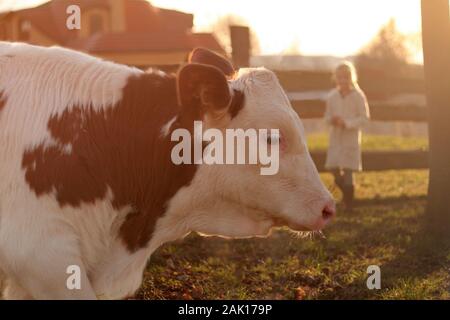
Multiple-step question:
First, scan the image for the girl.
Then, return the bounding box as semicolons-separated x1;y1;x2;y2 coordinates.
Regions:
324;62;370;209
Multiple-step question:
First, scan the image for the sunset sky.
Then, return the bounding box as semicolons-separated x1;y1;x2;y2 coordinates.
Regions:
0;0;424;61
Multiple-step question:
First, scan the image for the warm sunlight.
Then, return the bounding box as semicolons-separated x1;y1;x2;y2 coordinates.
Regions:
2;0;450;303
0;0;423;60
151;0;422;60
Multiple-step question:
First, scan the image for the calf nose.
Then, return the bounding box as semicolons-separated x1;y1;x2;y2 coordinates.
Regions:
321;200;336;224
309;199;336;231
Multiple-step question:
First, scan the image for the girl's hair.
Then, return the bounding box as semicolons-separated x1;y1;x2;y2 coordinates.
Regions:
333;61;360;89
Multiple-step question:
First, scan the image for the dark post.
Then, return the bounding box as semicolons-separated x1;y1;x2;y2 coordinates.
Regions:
421;0;450;236
229;25;250;68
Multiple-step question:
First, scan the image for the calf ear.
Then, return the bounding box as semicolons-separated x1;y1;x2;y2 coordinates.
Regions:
188;48;235;78
177;63;232;119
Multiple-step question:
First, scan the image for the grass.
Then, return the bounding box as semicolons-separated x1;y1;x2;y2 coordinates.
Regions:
137;135;447;300
306;133;429;151
138;168;450;300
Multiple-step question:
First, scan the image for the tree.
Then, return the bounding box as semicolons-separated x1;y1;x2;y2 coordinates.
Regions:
421;0;450;238
355;19;411;74
206;14;261;55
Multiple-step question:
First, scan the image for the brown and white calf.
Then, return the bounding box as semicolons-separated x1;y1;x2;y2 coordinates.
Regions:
0;42;335;299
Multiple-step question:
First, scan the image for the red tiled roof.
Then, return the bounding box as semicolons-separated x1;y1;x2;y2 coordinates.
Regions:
8;0;225;54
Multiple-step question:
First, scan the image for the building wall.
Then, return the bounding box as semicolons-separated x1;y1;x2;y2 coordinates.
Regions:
0;13;57;45
0;18;12;40
10;15;19;40
28;27;58;46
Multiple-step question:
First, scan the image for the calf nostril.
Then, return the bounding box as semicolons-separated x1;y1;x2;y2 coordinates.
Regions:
322;204;336;221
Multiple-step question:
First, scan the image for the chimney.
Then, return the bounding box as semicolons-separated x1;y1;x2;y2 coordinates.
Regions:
229;25;250;68
109;0;126;32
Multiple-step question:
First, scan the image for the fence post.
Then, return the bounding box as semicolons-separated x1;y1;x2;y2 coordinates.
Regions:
421;0;450;234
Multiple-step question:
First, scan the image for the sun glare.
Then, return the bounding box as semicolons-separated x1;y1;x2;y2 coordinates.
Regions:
0;0;423;61
152;0;422;61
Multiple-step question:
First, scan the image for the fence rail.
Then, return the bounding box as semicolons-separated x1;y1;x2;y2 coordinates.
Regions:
275;69;425;99
291;100;428;122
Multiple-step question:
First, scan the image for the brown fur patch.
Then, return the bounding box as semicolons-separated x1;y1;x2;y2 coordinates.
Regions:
22;73;200;252
0;91;6;112
229;89;245;119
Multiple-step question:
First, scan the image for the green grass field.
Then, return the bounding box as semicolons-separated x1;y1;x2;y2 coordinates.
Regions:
306;133;429;151
137;135;450;300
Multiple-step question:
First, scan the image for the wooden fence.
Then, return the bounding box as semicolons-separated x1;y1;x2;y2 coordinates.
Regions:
291;100;427;122
275;68;425;99
274;70;429;172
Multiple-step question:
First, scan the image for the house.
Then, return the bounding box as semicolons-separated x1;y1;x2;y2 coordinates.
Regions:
0;0;225;68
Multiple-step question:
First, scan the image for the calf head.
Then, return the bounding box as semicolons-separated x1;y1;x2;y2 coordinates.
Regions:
167;48;336;239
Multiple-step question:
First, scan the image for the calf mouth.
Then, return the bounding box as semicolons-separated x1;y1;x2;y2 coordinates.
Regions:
272;218;315;232
272;199;336;232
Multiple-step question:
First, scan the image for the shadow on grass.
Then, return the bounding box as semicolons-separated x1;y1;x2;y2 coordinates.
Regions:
379;220;450;288
319;196;450;299
353;195;428;207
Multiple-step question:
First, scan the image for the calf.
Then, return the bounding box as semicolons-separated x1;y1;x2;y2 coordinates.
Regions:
0;42;335;299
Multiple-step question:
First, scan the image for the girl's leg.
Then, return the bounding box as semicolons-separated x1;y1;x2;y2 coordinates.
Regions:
331;168;344;191
342;169;355;208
